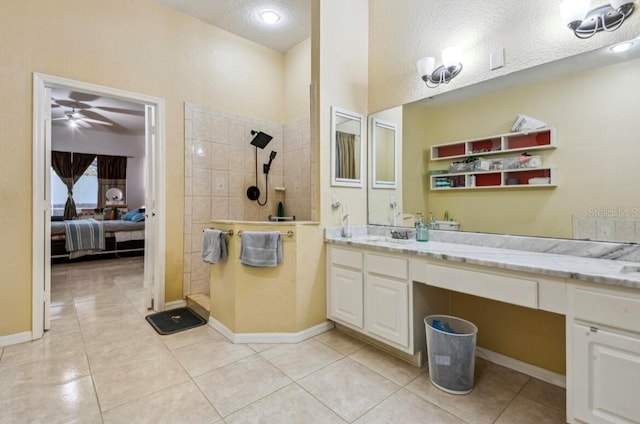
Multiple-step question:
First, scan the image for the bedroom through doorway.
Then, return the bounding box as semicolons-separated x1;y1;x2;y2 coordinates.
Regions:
32;74;166;340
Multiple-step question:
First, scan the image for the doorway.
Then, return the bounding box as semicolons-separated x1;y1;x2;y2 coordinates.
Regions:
32;73;166;340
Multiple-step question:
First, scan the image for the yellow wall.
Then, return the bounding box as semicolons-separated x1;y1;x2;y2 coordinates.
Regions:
284;38;312;123
210;221;325;333
316;0;369;226
0;0;286;337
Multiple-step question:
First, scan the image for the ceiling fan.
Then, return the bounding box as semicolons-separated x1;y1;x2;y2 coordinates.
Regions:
52;106;113;128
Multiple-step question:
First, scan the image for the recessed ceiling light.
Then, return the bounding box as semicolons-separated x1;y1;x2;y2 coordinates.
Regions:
259;10;280;24
609;41;634;53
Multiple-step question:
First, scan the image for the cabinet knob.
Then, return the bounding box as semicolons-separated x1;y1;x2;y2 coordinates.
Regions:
589;326;598;333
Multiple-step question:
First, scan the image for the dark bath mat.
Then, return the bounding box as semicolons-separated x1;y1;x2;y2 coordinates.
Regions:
145;307;207;335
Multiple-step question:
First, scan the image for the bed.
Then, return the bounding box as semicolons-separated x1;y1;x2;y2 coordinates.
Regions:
51;219;145;262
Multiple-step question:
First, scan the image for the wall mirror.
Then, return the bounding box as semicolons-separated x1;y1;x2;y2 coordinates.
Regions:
367;107;403;226
366;40;640;241
371;118;398;189
331;106;365;187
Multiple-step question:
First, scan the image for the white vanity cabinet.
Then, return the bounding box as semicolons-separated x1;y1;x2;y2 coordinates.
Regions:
327;244;436;355
365;253;410;347
567;282;640;424
327;246;364;329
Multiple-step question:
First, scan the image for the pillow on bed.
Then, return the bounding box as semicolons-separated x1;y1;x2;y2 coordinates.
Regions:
122;211;138;221
130;212;145;222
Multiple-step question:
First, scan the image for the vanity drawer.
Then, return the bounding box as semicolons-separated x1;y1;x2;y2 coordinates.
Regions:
331;247;363;270
574;288;640;334
420;262;538;309
366;254;408;280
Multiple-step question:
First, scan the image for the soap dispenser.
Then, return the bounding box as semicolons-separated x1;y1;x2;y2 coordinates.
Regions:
416;213;429;242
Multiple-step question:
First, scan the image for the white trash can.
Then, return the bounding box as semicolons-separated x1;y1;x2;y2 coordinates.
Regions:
425;315;478;394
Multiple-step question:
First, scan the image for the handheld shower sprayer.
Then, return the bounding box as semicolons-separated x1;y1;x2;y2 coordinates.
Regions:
263;151;277;174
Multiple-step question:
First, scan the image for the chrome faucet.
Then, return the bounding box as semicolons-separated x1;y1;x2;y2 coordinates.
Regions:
341;205;351;238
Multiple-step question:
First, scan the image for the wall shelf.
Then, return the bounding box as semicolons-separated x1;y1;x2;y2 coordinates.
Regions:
431;167;557;190
429;127;557;191
430;127;556;161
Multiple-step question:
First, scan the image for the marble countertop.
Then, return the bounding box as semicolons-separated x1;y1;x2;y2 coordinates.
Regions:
326;233;640;290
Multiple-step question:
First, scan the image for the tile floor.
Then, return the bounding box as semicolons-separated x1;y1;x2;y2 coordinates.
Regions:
0;257;567;423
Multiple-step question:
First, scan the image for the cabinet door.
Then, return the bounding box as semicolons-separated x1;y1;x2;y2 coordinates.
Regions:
365;275;409;347
329;267;364;328
572;323;640;424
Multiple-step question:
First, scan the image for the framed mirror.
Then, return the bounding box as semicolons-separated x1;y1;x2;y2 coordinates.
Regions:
367;107;403;226
331;106;365;187
371;118;398;189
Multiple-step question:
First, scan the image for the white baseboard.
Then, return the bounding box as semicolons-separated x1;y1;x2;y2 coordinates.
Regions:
476;346;566;388
208;318;335;344
164;300;187;310
0;331;33;348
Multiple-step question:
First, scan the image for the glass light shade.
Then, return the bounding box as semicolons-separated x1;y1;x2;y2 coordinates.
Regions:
610;0;633;10
560;0;590;25
441;47;461;68
416;57;436;77
259;10;280;24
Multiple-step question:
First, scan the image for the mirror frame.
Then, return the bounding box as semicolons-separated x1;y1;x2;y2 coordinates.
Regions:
331;106;365;188
371;118;398;189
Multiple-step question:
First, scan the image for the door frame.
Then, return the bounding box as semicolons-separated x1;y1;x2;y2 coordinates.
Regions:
32;73;166;339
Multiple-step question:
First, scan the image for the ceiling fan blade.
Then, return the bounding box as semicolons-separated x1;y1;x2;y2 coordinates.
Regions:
76;120;91;128
83;118;113;126
51;117;68;121
95;106;145;116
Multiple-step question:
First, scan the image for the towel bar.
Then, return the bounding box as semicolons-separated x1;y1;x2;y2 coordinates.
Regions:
204;228;234;236
237;230;294;238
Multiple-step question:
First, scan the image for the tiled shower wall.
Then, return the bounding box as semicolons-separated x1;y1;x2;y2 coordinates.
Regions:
183;103;311;297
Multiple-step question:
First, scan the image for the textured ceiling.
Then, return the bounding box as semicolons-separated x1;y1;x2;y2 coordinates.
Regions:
51;87;146;134
153;0;311;53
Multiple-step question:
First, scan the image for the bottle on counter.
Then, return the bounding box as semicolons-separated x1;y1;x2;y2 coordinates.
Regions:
416;213;429;242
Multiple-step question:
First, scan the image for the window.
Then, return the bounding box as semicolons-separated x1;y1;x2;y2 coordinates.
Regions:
51;158;98;216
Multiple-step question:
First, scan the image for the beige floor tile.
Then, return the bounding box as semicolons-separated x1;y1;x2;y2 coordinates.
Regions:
49;314;81;334
495;394;566;424
260;339;343;380
520;378;566;412
195;354;291;417
92;350;190;411
86;336;169;374
0;349;90;392
173;338;255;377
248;343;280;352
161;324;226;351
349;345;424;386
0;375;100;424
0;330;86;367
354;389;467;424
314;329;366;355
102;381;221;424
406;359;529;424
299;357;400;422
224;383;346;424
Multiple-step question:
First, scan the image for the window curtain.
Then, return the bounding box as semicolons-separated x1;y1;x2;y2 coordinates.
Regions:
51;151;96;220
336;131;356;179
97;155;127;209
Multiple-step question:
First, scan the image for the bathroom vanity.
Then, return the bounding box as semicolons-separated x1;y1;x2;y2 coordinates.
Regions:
326;227;640;424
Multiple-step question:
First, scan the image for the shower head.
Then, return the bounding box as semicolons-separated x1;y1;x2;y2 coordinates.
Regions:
250;130;273;149
269;151;277;161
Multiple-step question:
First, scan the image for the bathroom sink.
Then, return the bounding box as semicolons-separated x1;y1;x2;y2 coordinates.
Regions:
353;235;413;244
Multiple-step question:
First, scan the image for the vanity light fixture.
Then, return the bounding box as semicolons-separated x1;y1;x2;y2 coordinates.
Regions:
417;47;463;88
560;0;636;39
259;10;281;24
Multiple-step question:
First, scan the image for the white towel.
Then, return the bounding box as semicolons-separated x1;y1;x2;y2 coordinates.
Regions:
202;229;227;264
239;231;282;267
